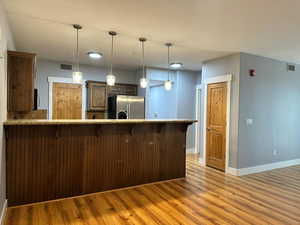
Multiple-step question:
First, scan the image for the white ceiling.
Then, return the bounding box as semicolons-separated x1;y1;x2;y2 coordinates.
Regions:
3;0;300;71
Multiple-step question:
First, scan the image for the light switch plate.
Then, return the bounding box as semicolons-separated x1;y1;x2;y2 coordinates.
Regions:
246;118;253;126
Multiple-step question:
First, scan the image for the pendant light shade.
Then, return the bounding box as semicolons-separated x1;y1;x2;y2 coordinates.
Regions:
73;71;83;83
72;24;83;83
164;43;173;91
106;74;116;86
140;77;148;88
164;80;172;91
139;37;148;88
106;31;117;86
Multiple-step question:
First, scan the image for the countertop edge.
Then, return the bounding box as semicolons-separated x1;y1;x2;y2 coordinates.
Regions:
4;119;197;126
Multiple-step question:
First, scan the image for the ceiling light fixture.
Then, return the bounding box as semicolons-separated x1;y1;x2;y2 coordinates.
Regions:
164;43;173;91
170;62;183;69
87;52;103;59
106;31;117;86
139;37;148;88
72;24;83;83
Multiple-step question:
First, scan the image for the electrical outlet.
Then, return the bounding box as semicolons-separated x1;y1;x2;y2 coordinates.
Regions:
273;149;278;156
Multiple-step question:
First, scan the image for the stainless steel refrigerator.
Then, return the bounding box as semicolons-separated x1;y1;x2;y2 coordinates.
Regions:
108;95;145;119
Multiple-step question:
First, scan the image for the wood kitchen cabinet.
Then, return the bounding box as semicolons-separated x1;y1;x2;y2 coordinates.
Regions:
107;83;138;97
86;81;107;111
86;111;106;119
87;81;138;112
7;51;36;112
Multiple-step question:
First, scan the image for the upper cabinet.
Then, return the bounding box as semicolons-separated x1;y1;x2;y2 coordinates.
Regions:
87;81;107;111
87;81;138;112
7;51;36;112
107;84;137;97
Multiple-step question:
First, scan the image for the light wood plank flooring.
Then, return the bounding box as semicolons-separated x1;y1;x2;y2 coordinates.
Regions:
4;154;300;225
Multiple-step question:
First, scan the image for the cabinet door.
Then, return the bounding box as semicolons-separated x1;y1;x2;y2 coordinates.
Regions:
8;51;36;112
87;82;107;111
107;85;123;97
107;84;138;97
123;85;137;96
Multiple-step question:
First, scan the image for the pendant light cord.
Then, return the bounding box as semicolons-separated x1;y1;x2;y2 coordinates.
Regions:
167;44;170;81
142;41;145;78
110;34;114;74
76;28;79;71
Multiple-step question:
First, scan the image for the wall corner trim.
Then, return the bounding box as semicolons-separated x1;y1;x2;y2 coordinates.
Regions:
0;199;7;225
228;159;300;176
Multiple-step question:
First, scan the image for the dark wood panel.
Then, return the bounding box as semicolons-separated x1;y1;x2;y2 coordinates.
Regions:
107;83;138;97
7;110;47;120
7;51;36;112
5;123;189;206
5;155;300;225
86;111;106;119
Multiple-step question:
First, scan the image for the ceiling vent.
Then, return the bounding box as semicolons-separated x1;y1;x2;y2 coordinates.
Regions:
287;64;296;72
60;64;73;70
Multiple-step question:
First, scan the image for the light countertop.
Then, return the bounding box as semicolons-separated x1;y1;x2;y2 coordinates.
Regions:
4;119;197;126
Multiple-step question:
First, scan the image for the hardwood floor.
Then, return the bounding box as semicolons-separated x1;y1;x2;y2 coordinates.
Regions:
4;154;300;225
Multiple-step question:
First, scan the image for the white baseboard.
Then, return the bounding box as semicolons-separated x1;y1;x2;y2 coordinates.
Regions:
186;148;197;154
227;167;239;176
228;158;300;176
0;200;7;225
198;157;205;166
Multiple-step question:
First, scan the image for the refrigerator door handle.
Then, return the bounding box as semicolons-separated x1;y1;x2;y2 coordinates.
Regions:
128;104;131;119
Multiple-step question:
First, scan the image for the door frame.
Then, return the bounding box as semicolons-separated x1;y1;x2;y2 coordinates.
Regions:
195;85;202;154
48;76;86;119
202;74;232;173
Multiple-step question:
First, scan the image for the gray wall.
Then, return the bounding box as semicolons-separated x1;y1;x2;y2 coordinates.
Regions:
148;85;178;119
177;71;198;150
147;68;178;119
201;54;241;168
36;59;139;110
0;0;15;216
146;68;200;151
238;53;300;168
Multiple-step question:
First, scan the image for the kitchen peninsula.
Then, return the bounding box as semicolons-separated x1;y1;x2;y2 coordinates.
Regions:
4;119;196;206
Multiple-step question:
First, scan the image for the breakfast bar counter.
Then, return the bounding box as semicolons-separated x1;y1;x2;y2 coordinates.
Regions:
4;119;196;125
4;119;196;206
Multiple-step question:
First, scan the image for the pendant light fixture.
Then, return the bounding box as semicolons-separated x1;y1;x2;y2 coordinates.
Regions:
164;43;173;91
72;24;83;83
139;37;148;88
106;31;117;86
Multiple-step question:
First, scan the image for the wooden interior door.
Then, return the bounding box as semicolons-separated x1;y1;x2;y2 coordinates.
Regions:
52;83;82;119
206;82;227;171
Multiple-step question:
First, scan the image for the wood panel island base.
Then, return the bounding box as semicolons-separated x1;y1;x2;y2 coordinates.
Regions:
4;119;195;206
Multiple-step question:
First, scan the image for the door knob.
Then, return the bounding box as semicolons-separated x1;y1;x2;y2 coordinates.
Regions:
207;128;211;131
